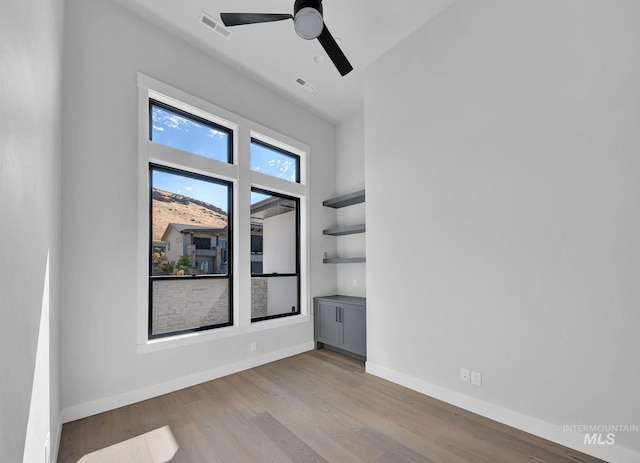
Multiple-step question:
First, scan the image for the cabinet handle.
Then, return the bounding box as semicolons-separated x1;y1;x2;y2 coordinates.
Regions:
339;307;343;323
336;307;339;322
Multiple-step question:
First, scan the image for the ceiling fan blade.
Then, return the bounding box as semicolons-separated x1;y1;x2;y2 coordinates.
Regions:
317;24;353;76
220;13;293;27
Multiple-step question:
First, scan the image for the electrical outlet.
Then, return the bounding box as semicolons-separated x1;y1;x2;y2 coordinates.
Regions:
460;368;470;383
471;371;482;386
250;341;257;352
353;279;358;288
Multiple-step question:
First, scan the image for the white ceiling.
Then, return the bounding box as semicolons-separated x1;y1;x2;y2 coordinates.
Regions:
109;0;456;123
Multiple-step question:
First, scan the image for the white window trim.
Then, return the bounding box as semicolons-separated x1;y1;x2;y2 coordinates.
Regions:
136;73;310;353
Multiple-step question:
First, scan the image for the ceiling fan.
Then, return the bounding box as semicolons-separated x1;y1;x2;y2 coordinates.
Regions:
220;0;353;76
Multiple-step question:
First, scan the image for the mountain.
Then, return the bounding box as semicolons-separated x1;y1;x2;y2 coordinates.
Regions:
151;189;227;241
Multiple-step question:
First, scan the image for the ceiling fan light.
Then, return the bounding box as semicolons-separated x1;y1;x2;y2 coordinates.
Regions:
294;7;323;40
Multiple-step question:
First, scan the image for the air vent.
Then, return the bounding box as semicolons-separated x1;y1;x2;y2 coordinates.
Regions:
200;12;231;39
295;76;316;92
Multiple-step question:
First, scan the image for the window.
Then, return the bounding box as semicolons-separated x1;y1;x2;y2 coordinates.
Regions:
250;189;300;321
147;99;234;339
251;139;300;183
139;74;309;345
150;100;232;163
149;166;232;338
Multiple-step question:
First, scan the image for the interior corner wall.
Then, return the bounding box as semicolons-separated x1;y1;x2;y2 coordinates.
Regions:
0;0;64;461
364;0;640;460
61;0;336;420
336;111;366;297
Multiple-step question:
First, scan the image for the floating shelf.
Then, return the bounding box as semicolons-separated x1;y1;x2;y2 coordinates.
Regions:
323;224;366;236
323;257;366;264
323;190;366;265
322;190;365;209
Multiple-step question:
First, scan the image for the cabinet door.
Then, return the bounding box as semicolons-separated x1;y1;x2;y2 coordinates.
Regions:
340;304;366;357
316;301;341;347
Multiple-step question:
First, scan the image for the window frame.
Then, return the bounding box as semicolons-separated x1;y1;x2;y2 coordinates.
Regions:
250;187;301;322
150;99;233;164
250;137;301;183
137;73;310;352
148;163;234;339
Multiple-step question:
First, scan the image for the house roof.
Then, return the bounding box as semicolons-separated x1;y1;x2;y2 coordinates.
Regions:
161;223;228;242
250;196;295;220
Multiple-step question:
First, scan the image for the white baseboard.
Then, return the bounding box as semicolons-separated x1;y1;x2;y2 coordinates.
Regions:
366;362;640;463
52;415;63;463
61;341;314;424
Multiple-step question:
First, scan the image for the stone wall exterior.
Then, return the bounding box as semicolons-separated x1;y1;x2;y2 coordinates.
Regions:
251;277;268;318
151;279;230;335
151;277;269;334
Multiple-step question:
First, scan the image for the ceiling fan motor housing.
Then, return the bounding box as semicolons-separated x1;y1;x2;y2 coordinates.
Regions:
293;0;324;40
294;0;323;16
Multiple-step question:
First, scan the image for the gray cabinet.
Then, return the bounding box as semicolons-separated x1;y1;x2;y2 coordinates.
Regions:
314;296;366;360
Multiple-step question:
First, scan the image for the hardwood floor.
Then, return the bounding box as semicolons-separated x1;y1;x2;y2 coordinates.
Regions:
58;349;605;463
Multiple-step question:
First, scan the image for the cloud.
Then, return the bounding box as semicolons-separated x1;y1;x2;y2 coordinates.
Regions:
208;128;227;140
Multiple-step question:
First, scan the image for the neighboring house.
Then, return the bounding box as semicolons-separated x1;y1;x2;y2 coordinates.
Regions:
250;195;296;275
161;223;228;274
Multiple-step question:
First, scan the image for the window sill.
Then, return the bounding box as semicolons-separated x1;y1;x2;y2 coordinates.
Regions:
137;314;312;355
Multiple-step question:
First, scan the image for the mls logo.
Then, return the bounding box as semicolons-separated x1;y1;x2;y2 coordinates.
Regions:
584;433;615;445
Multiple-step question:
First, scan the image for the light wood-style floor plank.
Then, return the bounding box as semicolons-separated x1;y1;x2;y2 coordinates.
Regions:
57;349;606;463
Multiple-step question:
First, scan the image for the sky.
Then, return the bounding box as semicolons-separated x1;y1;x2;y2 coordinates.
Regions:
151;104;298;209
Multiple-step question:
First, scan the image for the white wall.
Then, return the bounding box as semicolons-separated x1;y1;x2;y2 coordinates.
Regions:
264;211;298;315
0;0;64;461
336;111;366;297
61;0;336;421
266;278;299;316
263;211;296;273
365;0;640;461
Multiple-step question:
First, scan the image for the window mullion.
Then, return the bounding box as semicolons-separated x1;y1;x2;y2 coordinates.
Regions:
236;126;252;327
148;142;238;182
250;171;305;198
